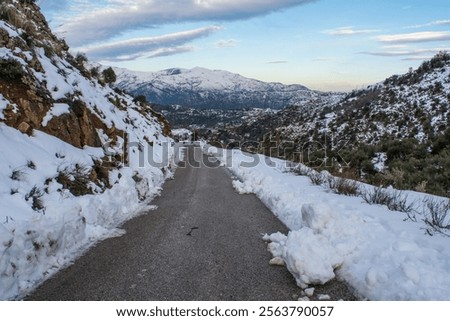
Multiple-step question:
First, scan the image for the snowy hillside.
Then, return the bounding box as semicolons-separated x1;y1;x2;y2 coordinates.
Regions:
232;53;450;196
114;66;342;110
0;0;174;300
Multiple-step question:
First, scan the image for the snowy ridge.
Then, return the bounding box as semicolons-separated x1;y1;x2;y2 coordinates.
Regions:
229;53;450;196
0;0;174;300
114;66;341;110
215;148;450;300
264;52;450;146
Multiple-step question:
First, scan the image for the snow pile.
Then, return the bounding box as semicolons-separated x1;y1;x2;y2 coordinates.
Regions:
217;148;450;300
0;123;173;300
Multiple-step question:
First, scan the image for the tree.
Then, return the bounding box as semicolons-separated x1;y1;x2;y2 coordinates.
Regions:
102;67;116;84
133;95;148;105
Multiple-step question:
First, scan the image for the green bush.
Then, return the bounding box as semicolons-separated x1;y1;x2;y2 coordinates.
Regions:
0;58;25;81
102;67;117;84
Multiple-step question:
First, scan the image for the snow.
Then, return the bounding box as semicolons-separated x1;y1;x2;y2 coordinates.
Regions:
0;94;11;119
41;103;70;126
172;128;192;141
34;48;76;100
216;148;450;300
0;123;174;300
0;21;20;38
305;287;315;297
372;152;387;173
113;65;335;110
0;17;175;300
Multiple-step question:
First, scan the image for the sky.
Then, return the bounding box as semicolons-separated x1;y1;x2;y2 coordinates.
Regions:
37;0;450;91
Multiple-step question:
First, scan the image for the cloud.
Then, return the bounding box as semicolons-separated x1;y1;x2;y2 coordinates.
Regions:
57;0;317;46
312;57;332;62
361;47;450;57
377;31;450;43
267;60;288;64
216;39;239;48
407;19;450;29
146;46;195;59
38;0;69;11
78;25;221;61
324;26;379;36
401;56;434;61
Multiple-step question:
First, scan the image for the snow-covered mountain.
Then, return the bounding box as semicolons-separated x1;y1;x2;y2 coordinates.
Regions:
115;66;342;110
0;0;174;300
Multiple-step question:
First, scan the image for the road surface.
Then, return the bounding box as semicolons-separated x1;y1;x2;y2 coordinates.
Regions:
28;145;356;301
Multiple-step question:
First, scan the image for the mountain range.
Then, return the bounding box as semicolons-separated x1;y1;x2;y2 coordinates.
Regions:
114;66;343;110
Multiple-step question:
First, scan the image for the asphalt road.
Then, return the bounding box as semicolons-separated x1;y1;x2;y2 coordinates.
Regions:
27;145;356;301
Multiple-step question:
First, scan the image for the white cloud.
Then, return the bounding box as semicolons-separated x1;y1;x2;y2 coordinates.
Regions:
377;31;450;43
312;57;333;62
216;39;239;48
267;60;288;64
78;25;222;61
361;47;450;57
57;0;316;46
324;26;379;36
407;19;450;29
401;56;435;61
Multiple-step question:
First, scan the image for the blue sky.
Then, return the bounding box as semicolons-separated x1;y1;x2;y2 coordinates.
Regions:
38;0;450;91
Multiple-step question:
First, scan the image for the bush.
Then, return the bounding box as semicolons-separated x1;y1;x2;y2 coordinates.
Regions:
308;171;327;185
10;168;25;181
90;66;100;79
424;198;450;234
361;186;416;218
288;163;311;176
56;164;93;196
0;58;25;82
102;67;117;84
25;186;44;212
328;177;360;196
133;95;148;105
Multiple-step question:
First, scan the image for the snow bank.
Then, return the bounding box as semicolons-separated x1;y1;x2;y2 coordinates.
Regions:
0;125;173;300
1;5;176;300
217;148;450;300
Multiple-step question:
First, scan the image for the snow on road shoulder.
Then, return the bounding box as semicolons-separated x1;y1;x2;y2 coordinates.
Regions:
216;148;450;300
0;125;174;300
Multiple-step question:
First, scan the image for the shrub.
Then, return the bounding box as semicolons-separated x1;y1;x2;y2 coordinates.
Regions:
102;67;117;84
56;164;93;196
308;171;327;185
25;186;44;212
27;160;36;170
10;168;25;181
361;186;416;219
90;66;100;79
328;177;360;196
424;198;450;234
133;95;148;105
289;163;311;176
0;58;25;82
